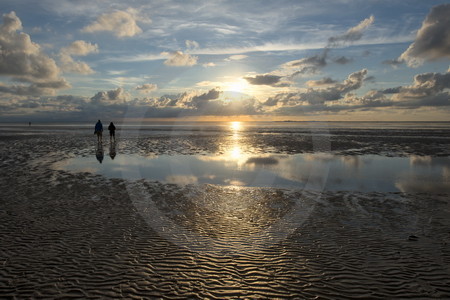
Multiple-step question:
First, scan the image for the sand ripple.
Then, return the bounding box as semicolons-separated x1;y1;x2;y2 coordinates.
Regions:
1;133;450;298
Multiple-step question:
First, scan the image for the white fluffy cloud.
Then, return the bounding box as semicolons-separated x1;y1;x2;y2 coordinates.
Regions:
400;4;450;67
82;10;143;38
59;40;98;74
162;51;198;66
61;40;98;56
91;87;130;103
135;83;158;93
0;11;70;95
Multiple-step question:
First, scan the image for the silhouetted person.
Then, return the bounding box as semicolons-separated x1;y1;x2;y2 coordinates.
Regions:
96;142;104;163
109;140;116;160
108;122;116;142
94;120;103;143
29;122;31;126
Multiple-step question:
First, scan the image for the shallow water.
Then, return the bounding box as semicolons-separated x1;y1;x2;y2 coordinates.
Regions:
55;151;450;193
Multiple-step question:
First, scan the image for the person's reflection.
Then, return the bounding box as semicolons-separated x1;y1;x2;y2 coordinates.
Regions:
109;140;116;160
96;141;104;163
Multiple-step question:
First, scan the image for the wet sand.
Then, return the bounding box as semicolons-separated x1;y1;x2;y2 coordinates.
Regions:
1;126;450;298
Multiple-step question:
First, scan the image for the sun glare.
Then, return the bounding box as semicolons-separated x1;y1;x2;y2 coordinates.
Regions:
226;79;248;94
230;121;242;131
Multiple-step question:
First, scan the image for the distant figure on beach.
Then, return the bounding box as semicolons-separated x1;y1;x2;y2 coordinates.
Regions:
94;120;103;143
96;142;104;163
108;122;116;142
29;122;31;126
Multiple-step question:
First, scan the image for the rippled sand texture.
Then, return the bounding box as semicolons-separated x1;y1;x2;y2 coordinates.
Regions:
1;129;450;298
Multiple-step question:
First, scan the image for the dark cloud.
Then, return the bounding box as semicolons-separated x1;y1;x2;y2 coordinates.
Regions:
0;79;70;96
244;74;290;87
400;4;450;66
283;52;328;76
306;77;337;87
334;56;352;65
381;87;402;94
400;72;450;98
382;59;404;67
391;72;450;108
244;74;282;85
189;88;221;108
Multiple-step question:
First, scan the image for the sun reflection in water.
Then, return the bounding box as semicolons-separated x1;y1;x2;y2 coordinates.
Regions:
230;121;241;132
226;121;247;166
230;145;242;160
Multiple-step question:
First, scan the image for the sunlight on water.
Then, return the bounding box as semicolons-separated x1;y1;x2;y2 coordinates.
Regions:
230;121;242;132
53;151;450;194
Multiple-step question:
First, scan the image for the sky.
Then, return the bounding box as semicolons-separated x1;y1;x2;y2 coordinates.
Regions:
0;0;449;122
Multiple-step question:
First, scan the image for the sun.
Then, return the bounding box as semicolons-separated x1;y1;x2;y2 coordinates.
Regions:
226;79;248;94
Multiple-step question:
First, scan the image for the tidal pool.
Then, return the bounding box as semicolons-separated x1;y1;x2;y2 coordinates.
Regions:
54;151;450;194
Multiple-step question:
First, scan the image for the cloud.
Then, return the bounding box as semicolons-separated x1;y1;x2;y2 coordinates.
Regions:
142;88;262;117
382;58;404;68
265;68;450;115
306;77;337;87
59;40;98;74
328;15;375;46
264;69;368;107
82;10;143;38
390;71;450;107
178;88;221;108
244;74;290;87
7;69;449;121
135;83;157;93
282;52;328;75
202;62;216;68
226;54;248;61
91;87;130;103
0;80;70;96
381;86;402;94
162;51;198;66
0;11;70;96
399;4;450;67
248;51;329;88
334;56;352;65
277;16;374;78
61;40;99;56
185;40;199;50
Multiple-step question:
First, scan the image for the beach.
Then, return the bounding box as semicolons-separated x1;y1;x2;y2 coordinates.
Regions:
1;121;450;298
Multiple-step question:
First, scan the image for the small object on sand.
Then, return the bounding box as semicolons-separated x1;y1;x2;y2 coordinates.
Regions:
408;235;418;241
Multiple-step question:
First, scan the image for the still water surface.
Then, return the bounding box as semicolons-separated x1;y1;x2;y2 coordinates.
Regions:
56;151;450;194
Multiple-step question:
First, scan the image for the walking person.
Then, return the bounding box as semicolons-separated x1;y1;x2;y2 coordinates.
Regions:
108;122;116;142
94;120;103;143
